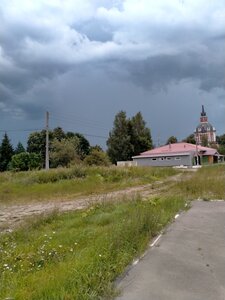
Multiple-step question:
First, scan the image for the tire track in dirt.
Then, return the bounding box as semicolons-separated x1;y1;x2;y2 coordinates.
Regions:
0;173;189;232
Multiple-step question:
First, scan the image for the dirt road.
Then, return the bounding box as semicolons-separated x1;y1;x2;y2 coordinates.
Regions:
0;173;184;232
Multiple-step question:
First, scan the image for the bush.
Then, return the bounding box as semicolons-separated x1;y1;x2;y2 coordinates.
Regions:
34;166;87;184
10;152;41;171
84;150;110;166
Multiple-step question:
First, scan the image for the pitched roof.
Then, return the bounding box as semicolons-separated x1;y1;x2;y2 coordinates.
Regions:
136;142;218;157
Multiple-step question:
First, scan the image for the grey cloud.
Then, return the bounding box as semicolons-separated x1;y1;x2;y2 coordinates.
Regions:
75;19;113;42
121;50;225;92
0;0;224;144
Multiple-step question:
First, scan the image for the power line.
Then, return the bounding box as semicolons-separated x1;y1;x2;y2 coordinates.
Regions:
0;128;42;132
42;106;109;128
0;128;108;140
50;116;107;131
78;133;108;140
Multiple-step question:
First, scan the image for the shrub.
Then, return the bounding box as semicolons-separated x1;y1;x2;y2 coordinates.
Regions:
34;166;87;184
84;150;110;166
11;152;41;171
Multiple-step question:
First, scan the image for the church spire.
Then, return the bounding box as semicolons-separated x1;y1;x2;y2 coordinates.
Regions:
200;105;207;122
201;105;206;116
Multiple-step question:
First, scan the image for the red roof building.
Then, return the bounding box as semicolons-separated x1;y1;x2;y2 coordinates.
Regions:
132;142;223;167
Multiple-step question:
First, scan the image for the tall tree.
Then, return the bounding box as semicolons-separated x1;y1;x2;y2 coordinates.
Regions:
217;134;225;145
166;136;178;144
183;134;196;144
129;112;152;155
0;133;14;171
15;142;25;154
27;130;47;166
52;127;66;141
74;133;90;159
107;111;134;164
50;137;80;168
66;132;90;159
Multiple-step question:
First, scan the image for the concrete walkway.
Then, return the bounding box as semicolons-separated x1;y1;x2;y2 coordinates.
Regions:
116;201;225;300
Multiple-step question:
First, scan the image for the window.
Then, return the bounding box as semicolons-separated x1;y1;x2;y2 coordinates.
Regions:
175;157;181;160
166;157;171;160
152;158;157;161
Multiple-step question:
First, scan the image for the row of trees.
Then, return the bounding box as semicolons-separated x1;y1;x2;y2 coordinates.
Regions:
1;111;224;172
0;128;109;172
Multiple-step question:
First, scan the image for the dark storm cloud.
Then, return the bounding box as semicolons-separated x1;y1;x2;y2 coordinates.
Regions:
0;0;224;145
123;51;225;92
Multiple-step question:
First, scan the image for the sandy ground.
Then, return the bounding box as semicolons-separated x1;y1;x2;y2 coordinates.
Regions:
0;173;186;233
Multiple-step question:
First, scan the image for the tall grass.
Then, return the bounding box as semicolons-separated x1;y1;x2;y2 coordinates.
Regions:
172;165;225;200
0;166;178;204
0;195;186;300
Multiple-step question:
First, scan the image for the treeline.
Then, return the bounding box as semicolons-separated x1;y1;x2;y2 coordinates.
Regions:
0;111;152;172
0;128;109;172
1;111;225;172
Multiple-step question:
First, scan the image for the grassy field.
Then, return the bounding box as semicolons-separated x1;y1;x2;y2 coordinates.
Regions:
0;195;186;300
0;164;224;299
170;164;225;200
0;166;178;204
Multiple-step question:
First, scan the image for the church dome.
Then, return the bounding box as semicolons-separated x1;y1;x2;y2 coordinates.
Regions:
196;122;214;133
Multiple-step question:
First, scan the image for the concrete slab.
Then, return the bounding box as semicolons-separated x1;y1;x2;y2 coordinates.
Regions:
116;201;225;300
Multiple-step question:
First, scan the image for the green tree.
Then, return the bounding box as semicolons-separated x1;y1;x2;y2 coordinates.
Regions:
27;128;91;168
15;142;25;154
66;132;90;159
52;127;66;141
50;137;80;168
11;152;41;171
11;152;30;171
166;136;178;144
217;134;225;145
218;145;225;155
28;153;42;170
90;145;103;152
201;135;208;147
0;133;14;171
107;111;134;164
74;133;90;159
183;134;196;144
27;130;47;166
84;149;110;166
129;112;152;155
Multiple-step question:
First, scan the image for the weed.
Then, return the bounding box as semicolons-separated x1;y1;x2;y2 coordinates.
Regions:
0;166;178;204
0;195;185;300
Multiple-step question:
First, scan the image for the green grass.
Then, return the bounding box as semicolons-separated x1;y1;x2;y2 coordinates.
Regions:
0;195;186;300
171;164;225;200
0;166;178;204
0;164;224;299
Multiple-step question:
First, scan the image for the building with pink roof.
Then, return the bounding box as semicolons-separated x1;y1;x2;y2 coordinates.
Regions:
132;142;223;167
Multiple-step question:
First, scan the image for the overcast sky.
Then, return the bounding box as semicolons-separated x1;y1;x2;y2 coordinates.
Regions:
0;0;224;148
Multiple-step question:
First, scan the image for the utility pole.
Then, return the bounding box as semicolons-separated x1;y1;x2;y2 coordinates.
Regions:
195;139;199;166
45;111;49;170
